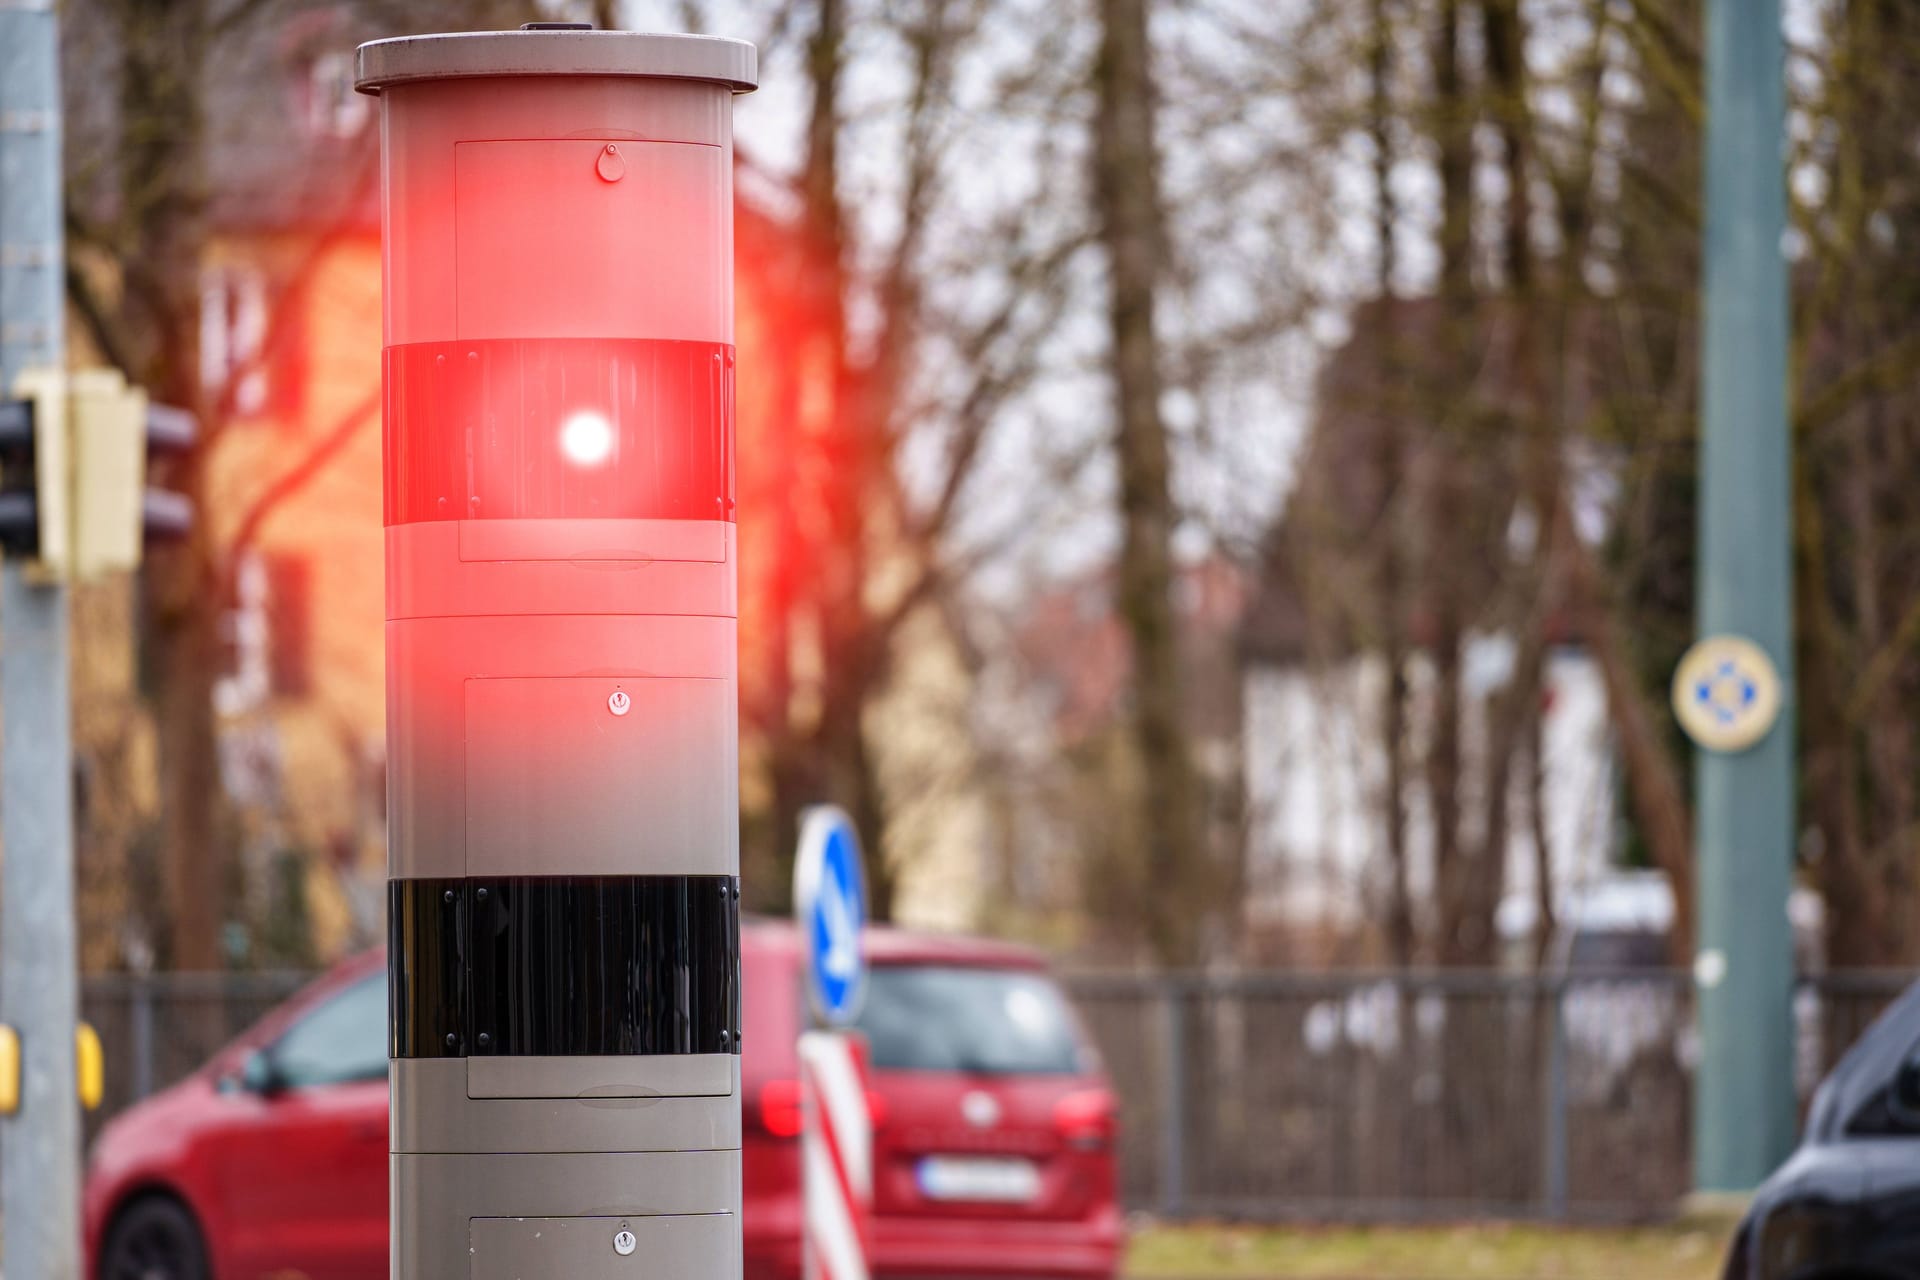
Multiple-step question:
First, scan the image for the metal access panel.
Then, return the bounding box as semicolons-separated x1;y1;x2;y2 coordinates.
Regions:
470;1212;739;1279
392;1149;742;1276
454;139;729;341
464;676;735;877
359;26;756;1280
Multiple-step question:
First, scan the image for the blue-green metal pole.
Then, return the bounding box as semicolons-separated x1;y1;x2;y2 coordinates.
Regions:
1694;0;1797;1195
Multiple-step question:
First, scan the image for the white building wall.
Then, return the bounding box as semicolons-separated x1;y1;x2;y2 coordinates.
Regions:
1242;642;1617;941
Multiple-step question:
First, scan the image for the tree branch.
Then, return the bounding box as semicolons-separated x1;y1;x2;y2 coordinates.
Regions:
221;389;380;585
1848;590;1920;724
211;0;283;40
909;231;1090;547
65;261;136;374
1795;328;1920;440
202;143;380;450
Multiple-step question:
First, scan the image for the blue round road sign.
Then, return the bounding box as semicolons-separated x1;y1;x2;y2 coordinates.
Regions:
793;805;867;1026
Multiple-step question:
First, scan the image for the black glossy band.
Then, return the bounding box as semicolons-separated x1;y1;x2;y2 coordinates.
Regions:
389;875;740;1059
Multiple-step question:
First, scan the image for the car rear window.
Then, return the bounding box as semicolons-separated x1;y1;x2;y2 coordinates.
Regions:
273;972;388;1088
855;965;1082;1075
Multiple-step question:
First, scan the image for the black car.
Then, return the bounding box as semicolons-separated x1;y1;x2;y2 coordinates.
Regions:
1728;980;1920;1280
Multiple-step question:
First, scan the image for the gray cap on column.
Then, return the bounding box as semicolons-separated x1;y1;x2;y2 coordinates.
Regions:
356;27;759;95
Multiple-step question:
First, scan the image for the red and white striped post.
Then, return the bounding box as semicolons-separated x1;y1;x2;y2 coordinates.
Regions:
795;807;872;1280
800;1029;872;1280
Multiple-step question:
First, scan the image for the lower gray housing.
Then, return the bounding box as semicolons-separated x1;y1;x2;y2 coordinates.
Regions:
393;1150;741;1279
391;1056;741;1277
392;1056;740;1155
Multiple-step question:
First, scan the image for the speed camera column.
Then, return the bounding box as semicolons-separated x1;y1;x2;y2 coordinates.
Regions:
355;26;756;1279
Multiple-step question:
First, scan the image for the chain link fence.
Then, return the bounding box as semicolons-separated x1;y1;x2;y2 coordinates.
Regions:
71;967;1914;1223
1062;969;1914;1223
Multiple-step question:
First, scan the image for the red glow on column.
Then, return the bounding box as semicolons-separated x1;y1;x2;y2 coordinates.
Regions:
383;338;734;524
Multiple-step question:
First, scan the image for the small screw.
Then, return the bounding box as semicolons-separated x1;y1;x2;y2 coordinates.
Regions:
476;887;488;902
719;1029;731;1047
477;1032;491;1048
443;889;455;904
444;1032;457;1049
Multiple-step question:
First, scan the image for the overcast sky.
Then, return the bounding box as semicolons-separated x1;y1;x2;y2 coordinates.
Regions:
590;0;1829;604
594;0;1309;603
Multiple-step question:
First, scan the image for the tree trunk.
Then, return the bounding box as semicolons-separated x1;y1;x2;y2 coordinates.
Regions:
113;0;229;970
1482;0;1530;293
1425;0;1472;964
1094;0;1207;966
1564;531;1696;962
150;535;226;970
1447;0;1541;970
1527;687;1556;967
1370;0;1416;968
759;0;905;917
1434;0;1472;302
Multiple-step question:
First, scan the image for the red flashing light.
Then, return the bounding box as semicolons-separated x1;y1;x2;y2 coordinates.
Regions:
559;409;616;467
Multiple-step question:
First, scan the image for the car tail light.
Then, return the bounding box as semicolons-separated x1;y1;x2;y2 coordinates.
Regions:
756;1079;803;1139
752;1077;886;1139
1052;1088;1117;1151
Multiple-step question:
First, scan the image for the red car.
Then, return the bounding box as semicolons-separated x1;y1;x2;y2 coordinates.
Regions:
84;921;1123;1280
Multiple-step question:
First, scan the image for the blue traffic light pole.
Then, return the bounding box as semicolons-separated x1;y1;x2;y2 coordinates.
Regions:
1693;0;1798;1196
0;2;82;1276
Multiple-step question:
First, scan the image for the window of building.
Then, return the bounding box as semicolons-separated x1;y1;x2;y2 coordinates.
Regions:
265;554;313;698
215;551;313;714
305;50;369;140
200;264;269;417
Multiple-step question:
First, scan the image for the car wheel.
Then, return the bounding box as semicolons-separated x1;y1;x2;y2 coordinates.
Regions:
99;1196;209;1280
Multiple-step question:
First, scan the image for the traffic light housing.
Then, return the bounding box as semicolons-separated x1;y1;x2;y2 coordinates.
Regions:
0;368;196;580
0;368;68;571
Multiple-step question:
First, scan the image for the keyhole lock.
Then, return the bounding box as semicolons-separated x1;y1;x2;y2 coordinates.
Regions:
608;689;632;717
613;1227;638;1256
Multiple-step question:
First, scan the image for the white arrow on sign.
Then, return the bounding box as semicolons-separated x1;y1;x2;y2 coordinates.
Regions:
821;872;859;981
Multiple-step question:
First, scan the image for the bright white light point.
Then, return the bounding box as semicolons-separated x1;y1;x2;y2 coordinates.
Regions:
559;410;615;466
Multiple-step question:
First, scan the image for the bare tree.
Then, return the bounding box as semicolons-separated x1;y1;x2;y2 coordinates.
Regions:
1090;0;1212;966
63;0;532;968
737;0;1091;918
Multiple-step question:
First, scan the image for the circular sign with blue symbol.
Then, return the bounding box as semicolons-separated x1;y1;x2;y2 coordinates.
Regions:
1672;634;1783;754
793;805;868;1026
